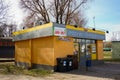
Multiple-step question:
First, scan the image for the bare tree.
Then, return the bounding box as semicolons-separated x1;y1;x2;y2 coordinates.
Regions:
52;0;88;25
111;31;120;41
0;23;17;37
0;24;6;37
21;0;50;23
20;0;90;27
23;12;35;28
69;11;88;27
0;0;10;37
7;23;17;37
0;0;9;25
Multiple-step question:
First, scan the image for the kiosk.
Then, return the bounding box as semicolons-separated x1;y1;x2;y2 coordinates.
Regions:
13;22;105;71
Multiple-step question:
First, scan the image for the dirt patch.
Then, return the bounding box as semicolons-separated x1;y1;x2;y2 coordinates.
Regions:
0;62;120;80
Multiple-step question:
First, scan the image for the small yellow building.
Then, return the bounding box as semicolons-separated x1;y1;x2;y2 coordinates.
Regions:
13;22;105;71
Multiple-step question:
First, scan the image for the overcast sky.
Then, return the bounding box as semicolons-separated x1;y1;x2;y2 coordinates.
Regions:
6;0;120;41
5;0;24;25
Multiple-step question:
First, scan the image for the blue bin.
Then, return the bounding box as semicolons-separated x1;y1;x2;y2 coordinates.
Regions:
86;60;91;67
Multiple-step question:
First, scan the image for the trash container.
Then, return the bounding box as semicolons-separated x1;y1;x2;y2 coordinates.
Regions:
86;59;91;67
57;58;67;72
67;58;73;71
67;55;78;69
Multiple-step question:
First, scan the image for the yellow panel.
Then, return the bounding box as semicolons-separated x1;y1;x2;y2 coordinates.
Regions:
54;36;74;65
91;53;96;60
87;29;105;35
66;25;84;31
15;40;31;66
66;25;105;35
96;40;104;60
31;36;54;66
31;36;74;66
36;48;54;65
13;22;53;36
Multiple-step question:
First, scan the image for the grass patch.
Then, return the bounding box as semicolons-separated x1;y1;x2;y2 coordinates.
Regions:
0;64;53;76
0;64;23;74
104;58;120;62
103;51;112;57
103;51;112;59
103;51;120;62
104;51;112;56
24;69;53;77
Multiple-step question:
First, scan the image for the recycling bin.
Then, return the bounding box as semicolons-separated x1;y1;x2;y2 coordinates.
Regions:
57;58;67;72
86;60;91;67
67;58;73;71
67;55;78;69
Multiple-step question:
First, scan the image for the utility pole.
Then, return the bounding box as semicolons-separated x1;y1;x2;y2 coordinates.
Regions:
93;16;96;28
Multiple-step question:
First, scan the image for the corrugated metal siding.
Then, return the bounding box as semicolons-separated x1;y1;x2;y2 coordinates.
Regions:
13;27;53;41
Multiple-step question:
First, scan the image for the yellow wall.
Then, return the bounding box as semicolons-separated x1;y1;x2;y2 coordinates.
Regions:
96;40;104;60
15;36;74;67
31;36;54;66
15;36;103;68
54;36;74;65
15;40;31;66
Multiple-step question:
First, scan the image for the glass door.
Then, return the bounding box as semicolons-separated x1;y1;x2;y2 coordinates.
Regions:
74;38;96;68
79;39;86;67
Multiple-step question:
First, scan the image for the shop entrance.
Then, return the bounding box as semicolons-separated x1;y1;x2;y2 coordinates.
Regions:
74;39;96;68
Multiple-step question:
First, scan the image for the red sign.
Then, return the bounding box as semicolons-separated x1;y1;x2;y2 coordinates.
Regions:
54;27;66;36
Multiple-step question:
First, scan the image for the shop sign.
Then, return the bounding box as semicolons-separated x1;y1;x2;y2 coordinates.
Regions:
67;29;105;40
54;27;66;36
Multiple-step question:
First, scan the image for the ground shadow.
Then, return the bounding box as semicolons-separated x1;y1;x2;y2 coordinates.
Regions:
60;62;120;80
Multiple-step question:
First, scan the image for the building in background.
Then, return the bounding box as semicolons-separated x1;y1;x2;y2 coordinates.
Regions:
112;41;120;59
0;37;15;59
111;31;120;59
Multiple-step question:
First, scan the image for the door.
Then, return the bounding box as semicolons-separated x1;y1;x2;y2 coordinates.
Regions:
74;39;92;68
79;39;86;67
79;39;92;67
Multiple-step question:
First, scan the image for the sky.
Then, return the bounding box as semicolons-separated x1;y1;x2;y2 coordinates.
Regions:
86;0;120;41
5;0;24;25
5;0;120;41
